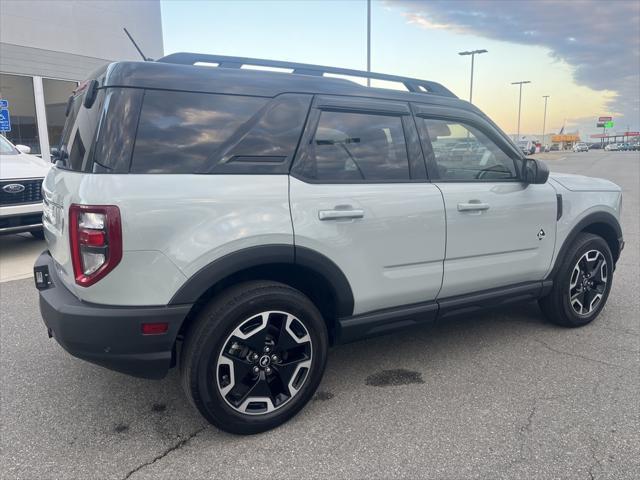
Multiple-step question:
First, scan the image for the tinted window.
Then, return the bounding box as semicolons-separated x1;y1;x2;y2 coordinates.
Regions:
296;111;410;181
59;89;104;171
92;88;144;173
131;91;268;174
43;78;78;150
420;118;517;181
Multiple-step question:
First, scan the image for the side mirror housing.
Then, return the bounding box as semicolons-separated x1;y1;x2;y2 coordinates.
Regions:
15;144;31;154
523;158;549;184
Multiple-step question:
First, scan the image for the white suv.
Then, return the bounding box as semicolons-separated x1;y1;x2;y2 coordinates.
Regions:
34;54;624;434
0;135;50;238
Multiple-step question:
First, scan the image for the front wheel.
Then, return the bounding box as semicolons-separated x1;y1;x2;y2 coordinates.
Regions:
180;281;328;434
539;233;613;327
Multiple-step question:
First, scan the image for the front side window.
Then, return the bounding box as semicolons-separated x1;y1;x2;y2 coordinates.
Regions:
296;111;410;182
420;118;518;181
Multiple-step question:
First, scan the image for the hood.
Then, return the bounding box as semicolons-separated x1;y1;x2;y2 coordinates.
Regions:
550;172;621;192
0;152;51;180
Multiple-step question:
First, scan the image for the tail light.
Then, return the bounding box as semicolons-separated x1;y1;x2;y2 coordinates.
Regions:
69;204;122;287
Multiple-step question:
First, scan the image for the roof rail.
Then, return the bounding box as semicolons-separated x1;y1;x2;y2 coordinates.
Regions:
157;52;457;98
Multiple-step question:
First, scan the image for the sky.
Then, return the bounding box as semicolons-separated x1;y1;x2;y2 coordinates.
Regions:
160;0;640;139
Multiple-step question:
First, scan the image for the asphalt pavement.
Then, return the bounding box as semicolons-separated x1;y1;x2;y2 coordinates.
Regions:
1;150;638;479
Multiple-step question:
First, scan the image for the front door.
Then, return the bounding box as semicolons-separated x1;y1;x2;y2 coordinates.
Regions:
414;114;557;298
289;96;446;315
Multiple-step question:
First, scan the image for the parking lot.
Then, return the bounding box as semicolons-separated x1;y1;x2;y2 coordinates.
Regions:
1;150;638;479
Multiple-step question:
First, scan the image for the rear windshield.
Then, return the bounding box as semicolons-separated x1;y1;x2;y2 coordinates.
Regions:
57;89;104;171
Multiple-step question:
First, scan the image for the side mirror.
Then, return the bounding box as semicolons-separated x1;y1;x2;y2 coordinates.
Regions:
523;158;549;184
15;144;31;154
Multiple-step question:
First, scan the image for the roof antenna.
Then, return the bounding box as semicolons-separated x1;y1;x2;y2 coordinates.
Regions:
123;28;153;61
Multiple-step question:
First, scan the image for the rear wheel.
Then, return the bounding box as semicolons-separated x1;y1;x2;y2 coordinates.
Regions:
180;281;328;434
539;233;613;327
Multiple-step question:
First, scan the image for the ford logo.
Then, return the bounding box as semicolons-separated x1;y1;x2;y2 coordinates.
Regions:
2;183;25;194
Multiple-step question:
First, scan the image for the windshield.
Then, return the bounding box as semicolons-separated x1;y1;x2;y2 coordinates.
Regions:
0;135;18;155
56;89;103;171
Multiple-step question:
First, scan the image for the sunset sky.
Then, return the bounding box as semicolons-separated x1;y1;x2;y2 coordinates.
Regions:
161;0;640;139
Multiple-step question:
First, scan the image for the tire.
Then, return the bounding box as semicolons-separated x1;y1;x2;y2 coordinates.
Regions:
539;233;613;327
180;280;328;434
30;229;45;240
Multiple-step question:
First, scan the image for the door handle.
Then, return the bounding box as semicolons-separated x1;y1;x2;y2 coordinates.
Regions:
457;201;490;212
318;209;365;221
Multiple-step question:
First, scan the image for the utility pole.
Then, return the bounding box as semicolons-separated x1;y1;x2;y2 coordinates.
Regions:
511;80;531;141
542;95;550;147
458;49;487;103
366;0;371;87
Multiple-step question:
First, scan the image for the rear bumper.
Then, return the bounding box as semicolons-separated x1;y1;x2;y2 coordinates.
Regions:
35;251;192;379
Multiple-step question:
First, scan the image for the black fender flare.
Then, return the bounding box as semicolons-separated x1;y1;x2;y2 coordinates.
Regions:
547;211;622;280
169;244;355;317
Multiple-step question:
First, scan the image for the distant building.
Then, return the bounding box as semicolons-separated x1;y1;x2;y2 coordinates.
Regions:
551;133;581;149
0;0;163;161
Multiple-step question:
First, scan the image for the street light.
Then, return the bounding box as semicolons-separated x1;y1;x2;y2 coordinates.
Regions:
366;0;371;87
542;95;550;147
458;49;487;103
511;80;531;141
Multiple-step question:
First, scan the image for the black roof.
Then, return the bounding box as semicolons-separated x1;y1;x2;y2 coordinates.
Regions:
98;52;480;113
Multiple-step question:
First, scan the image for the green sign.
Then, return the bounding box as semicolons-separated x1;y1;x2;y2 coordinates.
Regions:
604;121;614;128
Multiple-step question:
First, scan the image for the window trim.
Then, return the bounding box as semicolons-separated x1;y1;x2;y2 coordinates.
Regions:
290;96;426;185
411;104;525;183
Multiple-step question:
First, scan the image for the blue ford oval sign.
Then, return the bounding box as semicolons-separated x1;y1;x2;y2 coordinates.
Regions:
2;183;25;194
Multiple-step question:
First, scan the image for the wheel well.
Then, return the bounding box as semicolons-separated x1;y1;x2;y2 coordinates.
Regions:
177;263;340;344
582;222;620;262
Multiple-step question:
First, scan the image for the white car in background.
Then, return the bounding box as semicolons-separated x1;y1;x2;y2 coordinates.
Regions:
0;135;50;238
572;143;589;152
604;143;619;151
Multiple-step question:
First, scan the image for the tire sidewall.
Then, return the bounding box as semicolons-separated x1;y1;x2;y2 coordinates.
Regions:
192;287;328;433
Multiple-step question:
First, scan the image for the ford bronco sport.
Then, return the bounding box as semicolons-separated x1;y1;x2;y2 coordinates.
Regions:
35;54;624;434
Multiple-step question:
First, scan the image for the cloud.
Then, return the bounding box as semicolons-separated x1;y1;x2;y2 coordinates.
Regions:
390;0;640;128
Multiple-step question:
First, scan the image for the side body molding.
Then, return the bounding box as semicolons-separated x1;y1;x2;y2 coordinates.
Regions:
169;244;355;317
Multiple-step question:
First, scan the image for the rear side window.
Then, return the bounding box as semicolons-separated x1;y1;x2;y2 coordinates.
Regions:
131;91;268;174
294;111;410;182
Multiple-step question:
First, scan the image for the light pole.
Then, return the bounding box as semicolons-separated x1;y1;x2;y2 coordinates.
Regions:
458;49;487;103
366;0;371;87
542;95;550;147
511;80;531;141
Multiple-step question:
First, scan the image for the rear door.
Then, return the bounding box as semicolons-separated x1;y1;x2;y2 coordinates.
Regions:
412;105;557;298
289;96;446;315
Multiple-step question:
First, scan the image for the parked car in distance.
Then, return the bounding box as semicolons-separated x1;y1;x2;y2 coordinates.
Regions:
517;139;536;155
589;143;604;150
631;142;640;151
34;53;624;434
0;135;50;238
604;143;620;151
550;144;560;151
572;143;589;152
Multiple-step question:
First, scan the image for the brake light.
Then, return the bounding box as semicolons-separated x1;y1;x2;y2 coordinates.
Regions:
69;204;122;287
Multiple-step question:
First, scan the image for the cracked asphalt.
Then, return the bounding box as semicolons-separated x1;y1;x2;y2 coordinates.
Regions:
1;151;639;479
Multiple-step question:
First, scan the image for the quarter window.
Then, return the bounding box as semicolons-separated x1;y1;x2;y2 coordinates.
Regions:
419;118;518;181
297;111;410;181
131;91;268;174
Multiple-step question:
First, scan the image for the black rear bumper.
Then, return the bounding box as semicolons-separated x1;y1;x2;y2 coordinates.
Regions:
35;251;192;379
